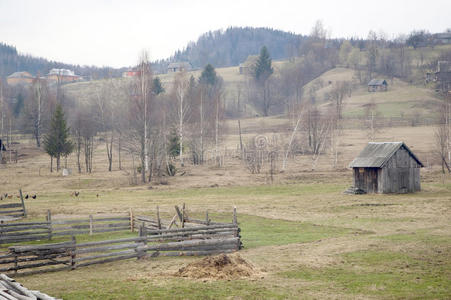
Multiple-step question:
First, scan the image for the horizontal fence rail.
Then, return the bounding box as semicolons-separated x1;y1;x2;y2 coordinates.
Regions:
0;212;133;244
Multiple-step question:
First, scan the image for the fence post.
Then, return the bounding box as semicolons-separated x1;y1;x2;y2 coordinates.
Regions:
129;208;134;233
157;206;161;230
206;210;210;226
233;206;237;225
19;189;26;217
89;215;93;235
14;254;18;274
46;210;52;240
182;203;185;228
70;236;76;270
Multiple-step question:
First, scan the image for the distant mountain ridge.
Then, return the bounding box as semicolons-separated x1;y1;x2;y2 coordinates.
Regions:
0;43;124;80
1;27;306;79
154;27;306;72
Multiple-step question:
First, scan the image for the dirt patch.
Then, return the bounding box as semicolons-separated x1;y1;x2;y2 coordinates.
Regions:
175;253;258;280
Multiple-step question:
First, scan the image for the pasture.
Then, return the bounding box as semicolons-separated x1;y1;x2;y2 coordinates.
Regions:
0;119;450;299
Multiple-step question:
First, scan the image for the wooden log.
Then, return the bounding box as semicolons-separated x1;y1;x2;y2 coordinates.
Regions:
75;253;139;268
9;241;75;253
129;208;134;233
75;237;143;248
70;236;76;270
0;203;24;209
157;206;161;230
0;222;49;228
73;248;137;263
0;274;36;299
145;224;237;235
174;206;183;224
0;209;26;215
46;210;52;240
144;232;238;243
0;230;51;237
91;217;129;222
50;219;90;225
74;243;141;255
89;215;93;235
19;189;26;218
7;265;70;277
182;203;185;228
0;253;70;265
144;228;238;240
139;237;239;252
153;249;236;257
0;234;50;243
0;259;71;272
0;225;51;232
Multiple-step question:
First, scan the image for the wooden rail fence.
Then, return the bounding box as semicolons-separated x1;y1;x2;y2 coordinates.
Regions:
0;212;132;245
0;206;242;276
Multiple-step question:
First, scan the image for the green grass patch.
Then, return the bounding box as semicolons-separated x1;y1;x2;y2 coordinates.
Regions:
56;278;288;300
281;250;451;298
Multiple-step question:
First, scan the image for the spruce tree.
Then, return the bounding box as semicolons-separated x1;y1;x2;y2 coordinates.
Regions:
43;104;74;171
152;77;165;95
199;64;217;86
254;46;273;82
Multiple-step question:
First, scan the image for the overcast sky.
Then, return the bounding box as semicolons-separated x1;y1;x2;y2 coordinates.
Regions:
0;0;450;68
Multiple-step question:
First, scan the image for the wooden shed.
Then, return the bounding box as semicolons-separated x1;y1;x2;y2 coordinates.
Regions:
349;142;423;194
367;79;388;92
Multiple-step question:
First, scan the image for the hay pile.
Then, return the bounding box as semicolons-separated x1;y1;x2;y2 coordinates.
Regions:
176;254;257;280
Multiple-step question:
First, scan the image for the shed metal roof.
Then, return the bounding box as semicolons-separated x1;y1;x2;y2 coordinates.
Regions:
368;79;387;86
349;142;424;168
7;71;33;78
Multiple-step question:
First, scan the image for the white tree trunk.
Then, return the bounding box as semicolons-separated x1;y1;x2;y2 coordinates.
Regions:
282;114;301;170
178;85;184;166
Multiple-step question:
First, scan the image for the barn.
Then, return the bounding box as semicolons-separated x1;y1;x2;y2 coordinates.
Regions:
349;142;423;194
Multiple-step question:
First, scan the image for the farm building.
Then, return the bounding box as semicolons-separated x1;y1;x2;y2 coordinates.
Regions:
349;142;423;194
167;62;192;73
6;71;34;86
367;79;388;92
46;69;81;83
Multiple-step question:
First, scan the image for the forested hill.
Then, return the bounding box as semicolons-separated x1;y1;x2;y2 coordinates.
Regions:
157;27;306;71
0;43;124;79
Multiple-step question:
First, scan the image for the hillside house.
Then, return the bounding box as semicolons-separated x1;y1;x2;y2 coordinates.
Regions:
167;62;192;73
349;142;423;194
367;79;388;92
46;69;81;83
122;69;140;78
433;32;451;45
6;71;34;86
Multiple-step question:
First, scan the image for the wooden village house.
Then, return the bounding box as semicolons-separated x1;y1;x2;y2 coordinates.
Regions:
367;79;388;92
349;142;423;194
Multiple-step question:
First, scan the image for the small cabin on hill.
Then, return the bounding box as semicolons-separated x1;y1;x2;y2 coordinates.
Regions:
167;62;192;73
349;142;423;194
368;79;388;92
6;71;34;86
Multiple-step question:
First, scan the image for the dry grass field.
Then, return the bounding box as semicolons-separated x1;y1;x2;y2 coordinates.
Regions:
2;57;451;298
0;115;450;299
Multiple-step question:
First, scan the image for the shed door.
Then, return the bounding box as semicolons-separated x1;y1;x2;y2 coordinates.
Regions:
398;169;409;193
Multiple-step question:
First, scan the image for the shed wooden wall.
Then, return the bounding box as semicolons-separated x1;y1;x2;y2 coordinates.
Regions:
378;147;421;193
354;167;378;193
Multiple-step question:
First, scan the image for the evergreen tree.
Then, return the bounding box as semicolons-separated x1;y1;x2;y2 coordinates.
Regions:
43;104;74;171
152;77;165;95
254;46;273;82
168;127;182;158
199;64;217;86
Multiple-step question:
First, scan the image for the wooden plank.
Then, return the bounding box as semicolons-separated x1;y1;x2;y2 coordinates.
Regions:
145;224;237;235
0;230;50;237
0;203;22;209
0;222;48;228
174;206;183;223
75;253;139;268
75;243;140;255
0;235;50;243
73;249;137;263
0;209;25;215
9;241;75;253
0;225;50;233
2;259;70;272
50;219;90;225
139;237;239;252
153;249;236;257
19;189;26;218
92;217;129;222
76;237;143;248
